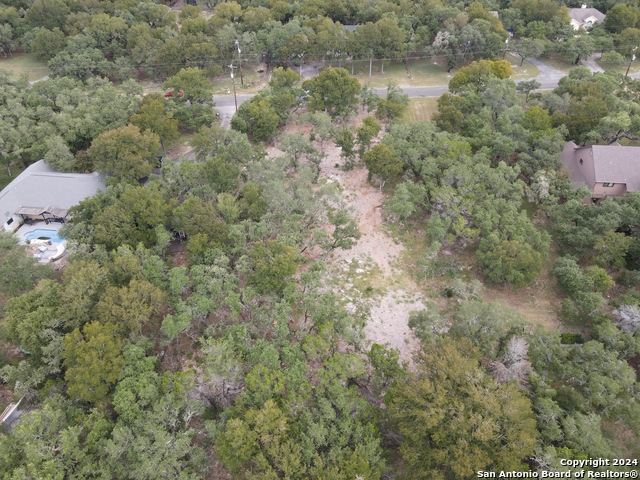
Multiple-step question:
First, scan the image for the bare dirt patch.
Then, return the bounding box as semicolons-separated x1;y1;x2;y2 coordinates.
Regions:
166;143;194;159
168;241;188;267
265;121;425;363
310;135;423;364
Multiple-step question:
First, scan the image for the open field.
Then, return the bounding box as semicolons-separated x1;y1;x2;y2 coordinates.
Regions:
210;64;269;94
538;52;578;74
481;257;569;333
347;54;538;88
0;53;49;82
595;57;640;75
405;98;439;122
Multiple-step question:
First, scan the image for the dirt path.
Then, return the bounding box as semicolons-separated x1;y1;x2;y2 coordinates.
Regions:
317;140;423;364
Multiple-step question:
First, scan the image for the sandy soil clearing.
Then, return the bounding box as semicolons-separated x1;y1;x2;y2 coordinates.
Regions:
313;136;424;364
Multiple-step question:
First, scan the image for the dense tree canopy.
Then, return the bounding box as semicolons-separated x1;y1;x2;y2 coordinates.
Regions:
88;124;161;180
388;337;537;479
1;1;640;478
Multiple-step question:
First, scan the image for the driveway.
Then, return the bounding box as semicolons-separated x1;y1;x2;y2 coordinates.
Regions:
525;56;566;89
212;93;255;128
581;55;605;74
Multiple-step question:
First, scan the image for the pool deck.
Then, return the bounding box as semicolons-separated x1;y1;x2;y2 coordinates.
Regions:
15;222;64;246
14;221;67;264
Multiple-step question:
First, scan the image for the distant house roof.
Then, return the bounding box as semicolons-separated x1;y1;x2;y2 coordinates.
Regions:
561;141;640;192
0;160;106;230
568;7;605;27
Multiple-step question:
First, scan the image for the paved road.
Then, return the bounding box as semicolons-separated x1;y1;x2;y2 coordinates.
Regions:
212;56;585;122
212;94;255;127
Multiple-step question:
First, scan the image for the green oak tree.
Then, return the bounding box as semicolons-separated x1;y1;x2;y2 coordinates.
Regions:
363;144;403;190
130;96;179;156
62;321;124;403
387;337;537;479
302;67;361;118
88;124;161;181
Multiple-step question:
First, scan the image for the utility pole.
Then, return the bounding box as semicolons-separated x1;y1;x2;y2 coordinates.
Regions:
503;36;509;60
626;46;638;78
229;64;238;112
235;40;243;85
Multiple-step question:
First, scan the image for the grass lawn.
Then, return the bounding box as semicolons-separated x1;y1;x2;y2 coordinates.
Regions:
404;98;439;122
538;52;578;74
138;65;269;96
347;54;539;88
0;53;49;82
210;65;268;94
594;57;640;75
145;55;541;99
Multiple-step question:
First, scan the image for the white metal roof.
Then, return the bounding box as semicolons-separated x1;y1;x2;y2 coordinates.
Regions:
0;161;106;224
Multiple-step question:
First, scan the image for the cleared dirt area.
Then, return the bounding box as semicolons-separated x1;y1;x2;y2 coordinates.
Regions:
264;118;424;363
267;113;573;363
312;131;424;364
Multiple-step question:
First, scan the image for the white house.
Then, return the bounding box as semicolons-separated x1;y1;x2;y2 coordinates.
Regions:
569;5;606;30
0;161;106;233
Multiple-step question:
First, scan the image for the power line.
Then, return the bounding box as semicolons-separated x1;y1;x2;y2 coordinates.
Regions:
4;47;640;73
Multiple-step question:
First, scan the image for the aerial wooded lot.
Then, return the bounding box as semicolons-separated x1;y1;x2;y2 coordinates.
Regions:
0;0;640;478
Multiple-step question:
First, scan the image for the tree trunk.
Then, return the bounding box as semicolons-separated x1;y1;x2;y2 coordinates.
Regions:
381;60;384;74
352;58;355;75
369;57;373;77
403;58;411;78
161;139;167;158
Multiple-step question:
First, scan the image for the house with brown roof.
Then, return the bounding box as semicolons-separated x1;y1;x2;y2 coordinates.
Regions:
569;5;606;30
561;141;640;199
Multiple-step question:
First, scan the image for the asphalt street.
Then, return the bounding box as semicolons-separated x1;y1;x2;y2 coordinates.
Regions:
211;56;619;124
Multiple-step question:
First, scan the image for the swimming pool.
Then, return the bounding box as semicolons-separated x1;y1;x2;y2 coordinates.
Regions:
24;229;64;243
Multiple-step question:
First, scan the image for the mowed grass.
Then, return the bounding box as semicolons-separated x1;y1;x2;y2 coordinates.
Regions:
348;54;539;88
350;56;453;87
538;52;577;74
405;98;439;122
0;53;49;82
595;57;640;75
210;66;268;94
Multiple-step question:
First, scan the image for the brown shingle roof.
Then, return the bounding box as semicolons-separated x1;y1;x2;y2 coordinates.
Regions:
591;145;640;190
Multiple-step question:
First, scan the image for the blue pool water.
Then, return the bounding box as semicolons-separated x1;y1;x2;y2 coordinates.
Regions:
24;229;64;243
